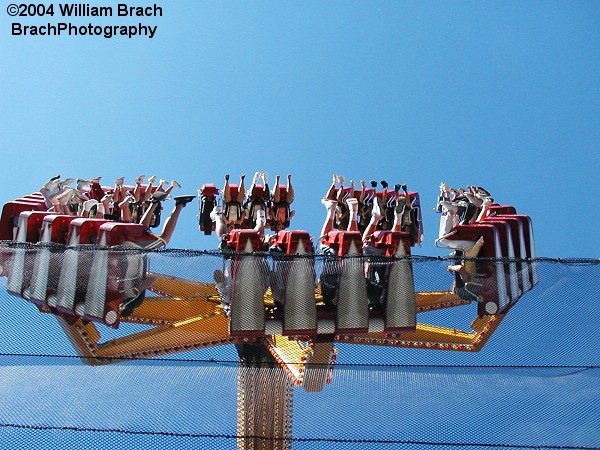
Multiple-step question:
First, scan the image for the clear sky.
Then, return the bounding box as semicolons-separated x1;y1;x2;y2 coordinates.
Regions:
1;2;599;448
2;1;599;257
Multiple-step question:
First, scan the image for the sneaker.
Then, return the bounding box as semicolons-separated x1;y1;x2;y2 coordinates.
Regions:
134;175;145;184
380;180;388;189
151;191;168;202
147;175;157;184
174;195;195;207
43;179;61;192
59;178;75;188
321;198;337;210
114;177;125;186
83;199;98;212
346;197;359;213
170;180;181;189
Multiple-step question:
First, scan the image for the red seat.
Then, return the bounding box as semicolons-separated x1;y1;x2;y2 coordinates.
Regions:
493;214;537;289
200;183;219;198
6;211;54;298
28;215;78;307
321;230;368;334
371;230;412;257
321;230;363;256
198;184;219;235
488;204;517;216
274;230;313;254
227;229;263;252
442;222;511;315
368;231;417;333
81;223;155;327
53;218;110;317
483;216;523;299
227;229;268;338
0;199;47;240
272;230;316;336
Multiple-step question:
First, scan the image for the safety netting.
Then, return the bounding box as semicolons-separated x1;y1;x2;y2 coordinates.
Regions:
0;245;598;450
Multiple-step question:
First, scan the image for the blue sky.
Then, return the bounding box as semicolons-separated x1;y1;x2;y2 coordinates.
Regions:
1;1;599;448
2;1;599;257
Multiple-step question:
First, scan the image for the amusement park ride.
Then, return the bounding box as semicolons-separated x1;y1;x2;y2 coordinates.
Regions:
0;177;537;449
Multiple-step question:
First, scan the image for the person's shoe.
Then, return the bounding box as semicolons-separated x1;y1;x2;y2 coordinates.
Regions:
76;178;91;190
43;179;61;192
83;199;99;212
59;178;75;189
262;172;268;184
210;205;223;221
69;194;83;205
252;172;261;184
346;197;359;213
151;191;168;202
225;174;230;181
134;175;145;184
476;186;490;196
394;184;401;192
401;184;407;192
49;174;61;182
170;180;181;189
158;179;168;188
370;180;377;188
380;180;388;189
55;187;73;200
321;198;337;210
147;175;157;184
174;195;195;207
114;177;125;186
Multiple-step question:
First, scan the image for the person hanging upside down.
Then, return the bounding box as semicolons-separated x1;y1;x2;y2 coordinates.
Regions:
269;174;295;231
246;172;270;230
222;174;247;229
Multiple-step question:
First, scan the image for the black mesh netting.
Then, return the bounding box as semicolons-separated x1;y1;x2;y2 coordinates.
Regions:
0;243;598;450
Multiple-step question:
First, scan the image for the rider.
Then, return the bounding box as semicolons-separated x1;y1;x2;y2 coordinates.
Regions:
269;174;295;231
